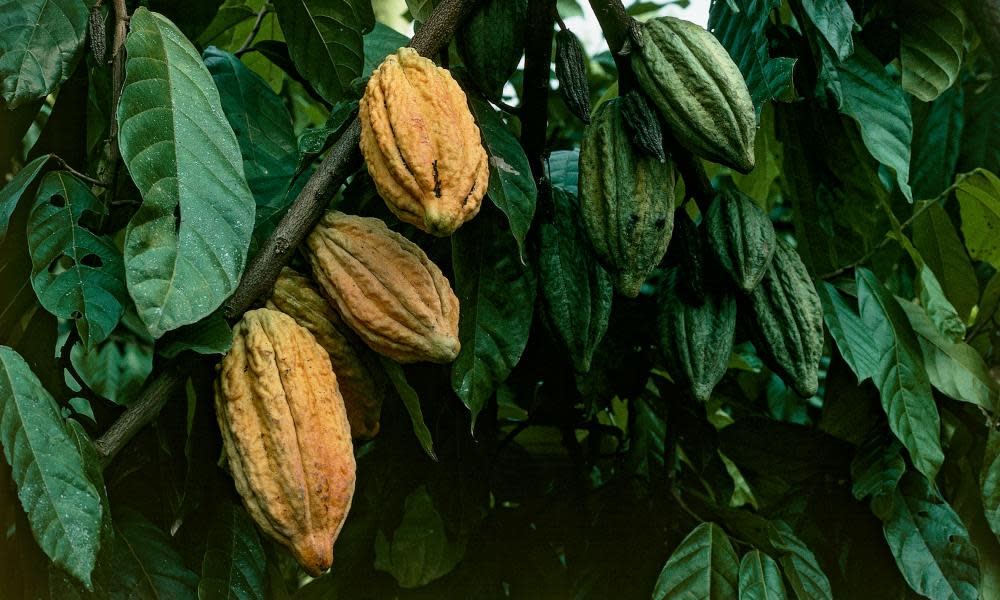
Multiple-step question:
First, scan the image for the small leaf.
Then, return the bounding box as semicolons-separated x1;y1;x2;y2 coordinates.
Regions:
912;201;978;321
652;522;739;600
738;550;788;600
956;169;1000;270
0;154;50;242
70;337;153;406
546;150;579;195
899;0;968;102
816;282;878;382
916;265;965;340
198;503;266;600
380;357;435;460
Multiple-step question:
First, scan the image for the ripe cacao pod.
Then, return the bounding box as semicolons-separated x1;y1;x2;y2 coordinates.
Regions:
741;240;824;397
457;0;528;98
306;211;461;364
580;97;677;297
266;267;386;440
705;189;777;293
359;47;489;236
621;89;666;163
657;272;737;401
215;308;355;576
631;17;756;173
555;29;591;123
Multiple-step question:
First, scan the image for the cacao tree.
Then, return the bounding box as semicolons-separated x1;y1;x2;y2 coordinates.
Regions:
1;0;999;598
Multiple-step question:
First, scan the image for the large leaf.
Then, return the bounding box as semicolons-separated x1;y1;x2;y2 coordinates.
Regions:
911;85;964;200
198;503;266;600
799;0;855;61
955;169;1000;270
912;201;977;321
856;268;942;481
652;522;739;600
959;80;1000;176
102;508;199;598
816;282;877;382
0;154;50;243
0;0;88;108
0;347;102;589
884;471;981;600
769;522;833;600
27;172;126;349
272;0;374;104
117;9;255;338
451;206;535;426
851;436;906;520
739;550;787;600
899;0;967;102
363;22;410;78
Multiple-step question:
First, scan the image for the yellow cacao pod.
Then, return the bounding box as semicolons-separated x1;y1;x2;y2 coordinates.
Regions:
359;47;489;236
265;267;385;440
215;308;356;576
306;210;461;364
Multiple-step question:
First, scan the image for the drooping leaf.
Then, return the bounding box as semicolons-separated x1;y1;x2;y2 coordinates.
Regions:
652;522;739;600
101;508;199;598
956;169;1000;270
117;8;255;338
912;201;978;321
0;0;88;108
856;268;943;481
380;356;436;460
71;337;152;406
0;154;50;243
0;347;102;589
899;0;967;102
769;521;833;600
738;550;788;600
799;0;856;61
911;78;964;200
198;503;266;600
816;282;877;382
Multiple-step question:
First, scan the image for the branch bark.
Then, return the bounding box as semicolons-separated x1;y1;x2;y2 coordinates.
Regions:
94;0;482;465
520;0;557;179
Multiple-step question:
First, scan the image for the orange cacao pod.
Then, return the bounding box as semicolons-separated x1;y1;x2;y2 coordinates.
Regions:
215;308;356;576
306;211;461;364
359;47;489;236
266;267;386;440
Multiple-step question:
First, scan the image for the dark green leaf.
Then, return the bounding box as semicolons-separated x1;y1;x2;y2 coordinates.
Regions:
982;428;1000;545
959;80;1000;175
71;337;152;406
0;154;49;242
912;201;978;321
198;503;266;600
956;169;1000;270
363;22;410;78
851;436;905;520
102;508;199;599
380;357;435;460
651;522;739;600
799;0;855;61
769;521;833;600
158;314;233;358
816;282;877;382
916;265;966;340
546;149;579;195
899;0;968;102
738;550;788;600
911;82;964;200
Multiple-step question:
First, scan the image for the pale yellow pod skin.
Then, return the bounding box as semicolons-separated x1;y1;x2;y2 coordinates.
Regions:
306;211;461;364
360;47;489;236
215;308;356;576
266;266;385;440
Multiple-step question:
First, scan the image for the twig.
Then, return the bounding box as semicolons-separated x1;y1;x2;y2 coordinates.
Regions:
234;4;269;57
520;0;557;179
53;155;106;188
489;97;521;116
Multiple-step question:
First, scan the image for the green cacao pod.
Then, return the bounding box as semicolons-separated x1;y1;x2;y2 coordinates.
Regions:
620;89;666;163
672;213;707;304
705;190;777;292
457;0;528;98
657;272;737;401
580;98;677;297
742;239;823;397
555;29;591;123
537;184;614;372
631;17;756;173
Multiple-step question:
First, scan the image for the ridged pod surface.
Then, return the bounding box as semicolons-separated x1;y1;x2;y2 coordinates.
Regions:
705;189;777;292
266;267;385;439
672;214;707;304
215;308;355;576
742;240;824;397
580;98;677;297
621;89;666;163
359;47;489;236
306;211;461;364
457;0;527;98
555;29;591;123
657;274;737;401
631;17;756;172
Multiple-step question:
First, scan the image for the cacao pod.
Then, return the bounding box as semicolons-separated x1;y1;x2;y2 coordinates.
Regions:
457;0;528;98
306;211;461;364
705;189;777;292
657;271;737;401
579;97;677;297
215;308;355;576
741;239;823;397
359;47;489;236
672;213;708;304
631;17;756;173
620;89;666;163
536;184;614;373
555;29;591;123
266;267;386;440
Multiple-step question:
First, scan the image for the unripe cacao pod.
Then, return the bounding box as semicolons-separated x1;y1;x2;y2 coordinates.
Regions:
457;0;528;98
672;213;708;304
555;29;591;123
580;98;677;297
215;308;355;576
705;189;777;292
266;267;386;440
657;272;737;401
631;17;756;173
621;89;666;163
741;240;824;397
306;211;461;364
359;47;489;236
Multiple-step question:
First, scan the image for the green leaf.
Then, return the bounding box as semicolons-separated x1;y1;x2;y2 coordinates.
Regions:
196;1;257;48
117;9;255;338
738;550;788;600
363;22;410;78
956;169;1000;270
0;154;50;243
28;172;126;349
450;206;535;426
851;436;905;520
469;98;537;261
557;0;583;18
65;418;113;550
799;0;855;61
273;0;374;104
912;201;977;321
916;265;965;340
856;268;943;481
899;0;967;102
198;503;266;600
158;314;233;358
405;0;435;22
0;0;88;108
816;282;877;382
0;347;102;589
652;522;739;600
883;471;981;600
769;522;833;600
546;149;579;195
959;80;1000;175
983;428;1000;545
911;85;964;200
380;357;435;460
103;508;199;599
71;337;153;406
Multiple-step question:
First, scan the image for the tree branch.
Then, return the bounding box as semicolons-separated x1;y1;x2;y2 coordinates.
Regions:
94;0;482;465
520;0;557;179
234;4;269;57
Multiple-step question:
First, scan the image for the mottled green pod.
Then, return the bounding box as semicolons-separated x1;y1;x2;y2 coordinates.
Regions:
579;98;677;297
705;190;777;292
672;214;707;304
621;89;666;163
457;0;528;98
742;240;824;397
631;17;756;172
555;29;591;123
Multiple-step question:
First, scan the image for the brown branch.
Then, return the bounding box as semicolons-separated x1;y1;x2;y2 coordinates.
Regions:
94;0;481;465
520;0;557;179
53;155;106;188
234;5;269;57
107;0;127;171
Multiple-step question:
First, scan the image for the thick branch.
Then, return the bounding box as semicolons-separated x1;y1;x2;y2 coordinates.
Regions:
107;0;127;177
520;0;557;179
